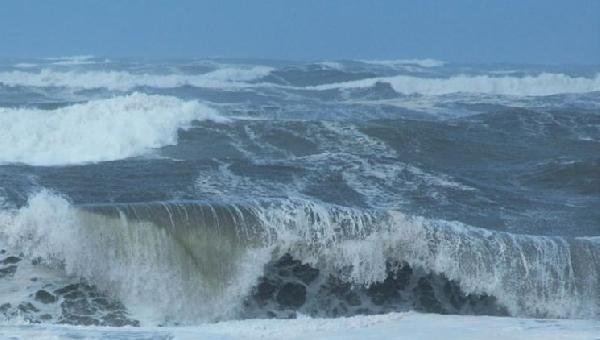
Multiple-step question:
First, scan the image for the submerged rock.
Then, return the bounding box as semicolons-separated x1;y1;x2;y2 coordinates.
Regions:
18;302;40;314
54;282;140;327
34;290;57;304
413;277;446;314
0;265;17;278
255;279;278;304
244;255;508;319
276;282;307;308
1;256;21;265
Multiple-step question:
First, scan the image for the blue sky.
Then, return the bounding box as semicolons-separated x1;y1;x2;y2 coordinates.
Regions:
1;0;598;64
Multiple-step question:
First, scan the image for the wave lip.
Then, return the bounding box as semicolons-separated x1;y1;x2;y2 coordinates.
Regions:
310;73;600;96
0;93;226;166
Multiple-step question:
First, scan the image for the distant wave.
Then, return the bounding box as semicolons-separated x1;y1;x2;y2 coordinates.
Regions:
0;66;273;90
45;55;97;64
311;73;600;96
0;93;226;166
361;58;445;68
13;63;38;69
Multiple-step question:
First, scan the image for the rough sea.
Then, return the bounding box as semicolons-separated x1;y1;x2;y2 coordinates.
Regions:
0;56;599;338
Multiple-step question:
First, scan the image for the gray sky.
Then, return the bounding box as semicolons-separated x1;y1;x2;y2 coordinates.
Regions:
1;0;598;64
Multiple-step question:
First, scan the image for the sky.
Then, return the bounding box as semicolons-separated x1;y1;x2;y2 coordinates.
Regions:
0;0;598;64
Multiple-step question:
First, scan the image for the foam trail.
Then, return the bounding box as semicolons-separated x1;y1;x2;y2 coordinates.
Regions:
311;73;600;96
0;93;226;166
0;66;273;90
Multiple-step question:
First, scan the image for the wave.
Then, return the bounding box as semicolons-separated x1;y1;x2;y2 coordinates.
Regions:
1;191;599;324
361;58;446;68
0;66;273;90
13;63;38;69
310;73;600;96
0;93;226;166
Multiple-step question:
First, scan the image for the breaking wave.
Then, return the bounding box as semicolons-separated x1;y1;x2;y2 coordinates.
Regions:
1;191;599;325
311;73;600;96
0;66;273;91
0;93;226;166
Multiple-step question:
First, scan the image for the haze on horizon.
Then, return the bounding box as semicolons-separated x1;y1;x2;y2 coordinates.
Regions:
0;0;599;65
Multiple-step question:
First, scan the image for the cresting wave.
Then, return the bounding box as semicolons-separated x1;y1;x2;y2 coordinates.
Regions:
0;66;273;91
1;191;599;325
0;93;226;166
311;73;600;96
2;66;600;97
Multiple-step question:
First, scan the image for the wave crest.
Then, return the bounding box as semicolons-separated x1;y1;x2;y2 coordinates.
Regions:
2;192;599;324
0;66;273;90
0;93;226;166
311;73;600;96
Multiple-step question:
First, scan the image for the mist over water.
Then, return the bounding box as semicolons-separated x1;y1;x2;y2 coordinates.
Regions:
0;57;599;326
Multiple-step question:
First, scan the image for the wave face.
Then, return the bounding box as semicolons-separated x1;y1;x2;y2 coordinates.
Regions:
0;93;225;166
0;58;599;326
1;192;599;324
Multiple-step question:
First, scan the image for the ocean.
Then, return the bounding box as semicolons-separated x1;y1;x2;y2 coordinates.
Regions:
0;56;599;338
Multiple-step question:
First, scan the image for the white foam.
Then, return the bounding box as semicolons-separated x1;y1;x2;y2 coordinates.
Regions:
44;55;95;62
0;191;271;325
4;312;600;340
13;63;38;69
315;61;344;70
0;93;226;166
0;66;273;90
311;73;600;96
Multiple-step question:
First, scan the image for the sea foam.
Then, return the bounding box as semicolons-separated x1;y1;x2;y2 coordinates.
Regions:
0;66;273;90
0;93;226;166
311;73;600;96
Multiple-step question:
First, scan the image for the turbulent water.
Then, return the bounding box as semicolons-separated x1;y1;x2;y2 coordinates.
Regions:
0;56;599;327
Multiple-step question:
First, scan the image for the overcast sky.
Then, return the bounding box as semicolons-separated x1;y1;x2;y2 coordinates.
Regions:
1;0;598;64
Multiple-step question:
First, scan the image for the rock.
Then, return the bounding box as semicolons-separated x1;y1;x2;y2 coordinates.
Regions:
63;290;85;299
0;265;17;278
344;291;362;306
1;256;21;265
54;283;79;295
92;297;124;311
101;312;140;327
18;302;39;313
293;264;319;285
0;303;11;313
40;314;53;320
35;290;57;304
255;279;278;303
276;282;306;308
59;315;100;326
61;299;96;316
367;264;412;306
413;277;446;314
443;280;467;310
